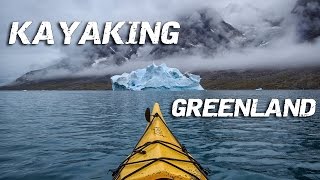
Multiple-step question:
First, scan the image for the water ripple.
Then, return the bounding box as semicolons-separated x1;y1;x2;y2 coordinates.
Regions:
0;90;319;180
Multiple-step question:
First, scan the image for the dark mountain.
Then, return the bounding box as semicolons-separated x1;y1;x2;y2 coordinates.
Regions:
293;0;320;41
3;8;245;87
1;5;320;90
150;9;245;59
199;66;320;90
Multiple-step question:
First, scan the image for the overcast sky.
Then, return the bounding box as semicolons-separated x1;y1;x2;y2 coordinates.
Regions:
0;0;313;84
0;0;178;83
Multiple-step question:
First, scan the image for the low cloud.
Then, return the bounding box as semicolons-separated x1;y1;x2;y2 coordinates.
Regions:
1;0;319;82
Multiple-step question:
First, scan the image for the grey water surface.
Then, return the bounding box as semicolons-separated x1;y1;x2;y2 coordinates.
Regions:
0;90;319;180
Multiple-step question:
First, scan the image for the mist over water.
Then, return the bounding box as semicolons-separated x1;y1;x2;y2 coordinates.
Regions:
0;90;319;180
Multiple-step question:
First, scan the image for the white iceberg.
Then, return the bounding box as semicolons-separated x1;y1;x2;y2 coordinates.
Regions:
111;63;204;91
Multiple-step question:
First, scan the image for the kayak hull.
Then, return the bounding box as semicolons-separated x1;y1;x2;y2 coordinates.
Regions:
113;103;208;180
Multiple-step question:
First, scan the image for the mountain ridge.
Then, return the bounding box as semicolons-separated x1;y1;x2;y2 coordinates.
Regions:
1;1;320;90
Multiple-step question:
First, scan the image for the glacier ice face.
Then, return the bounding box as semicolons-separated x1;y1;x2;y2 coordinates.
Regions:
111;64;204;91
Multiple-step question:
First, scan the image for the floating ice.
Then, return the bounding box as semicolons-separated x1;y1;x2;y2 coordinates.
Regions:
111;63;204;91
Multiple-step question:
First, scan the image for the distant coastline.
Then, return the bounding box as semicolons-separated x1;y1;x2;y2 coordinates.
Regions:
1;67;319;90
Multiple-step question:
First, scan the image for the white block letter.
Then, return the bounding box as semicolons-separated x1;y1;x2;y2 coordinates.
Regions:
161;21;180;44
202;99;219;117
32;22;54;44
251;99;266;117
300;99;316;117
79;22;101;45
139;22;161;44
265;99;282;117
234;99;252;117
283;99;300;117
59;21;80;44
102;22;125;44
9;21;32;44
172;99;187;117
218;99;235;117
186;99;203;117
126;22;140;44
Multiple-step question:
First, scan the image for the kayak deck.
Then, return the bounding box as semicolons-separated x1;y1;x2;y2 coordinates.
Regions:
112;103;208;180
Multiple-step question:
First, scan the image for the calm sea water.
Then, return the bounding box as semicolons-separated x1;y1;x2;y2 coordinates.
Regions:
0;90;319;180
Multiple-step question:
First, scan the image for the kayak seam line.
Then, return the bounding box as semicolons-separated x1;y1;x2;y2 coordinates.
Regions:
120;158;202;180
121;159;157;179
118;157;199;166
115;141;207;179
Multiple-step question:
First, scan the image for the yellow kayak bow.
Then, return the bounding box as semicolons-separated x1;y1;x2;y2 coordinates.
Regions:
112;103;208;180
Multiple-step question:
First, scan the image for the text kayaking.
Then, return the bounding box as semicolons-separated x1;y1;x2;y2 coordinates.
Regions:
172;99;317;118
8;21;180;45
